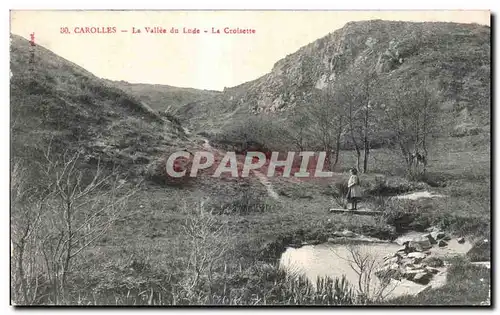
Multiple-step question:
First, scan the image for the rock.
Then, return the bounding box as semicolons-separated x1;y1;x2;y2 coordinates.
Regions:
425;226;440;233
404;269;420;280
376;266;403;281
301;239;321;246
383;253;399;261
425;267;440;274
430;231;446;240
402;261;414;268
408;252;427;259
411;263;424;270
438;240;448;247
327;237;336;243
442;235;451;241
396;237;412;246
385;256;400;265
413;272;433;285
425;233;437;244
452;123;482;137
342;230;354;237
423;256;444;267
396;246;407;253
406;246;416;254
411;257;425;264
458;237;465;244
409;238;432;252
333;231;344;237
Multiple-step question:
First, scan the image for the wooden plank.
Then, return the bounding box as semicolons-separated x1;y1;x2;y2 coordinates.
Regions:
329;208;382;215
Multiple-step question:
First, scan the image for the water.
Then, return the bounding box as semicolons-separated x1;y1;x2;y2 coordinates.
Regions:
394;191;446;200
279;241;461;299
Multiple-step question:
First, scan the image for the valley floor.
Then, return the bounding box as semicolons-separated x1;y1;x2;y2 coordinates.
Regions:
17;136;491;305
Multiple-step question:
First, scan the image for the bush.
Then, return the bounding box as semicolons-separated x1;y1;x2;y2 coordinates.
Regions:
378;199;431;233
330;181;348;208
147;153;194;187
363;176;417;196
209;190;280;215
466;239;490;262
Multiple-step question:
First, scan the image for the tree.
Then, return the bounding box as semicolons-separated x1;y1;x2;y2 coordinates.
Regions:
308;85;345;170
11;146;139;304
286;106;312;151
380;77;439;177
330;245;397;304
178;200;232;304
335;69;378;173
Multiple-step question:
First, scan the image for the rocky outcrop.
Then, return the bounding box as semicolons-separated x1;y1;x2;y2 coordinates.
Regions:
377;230;458;285
178;21;490;137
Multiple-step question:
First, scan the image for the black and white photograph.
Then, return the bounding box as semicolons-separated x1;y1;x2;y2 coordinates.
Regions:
9;9;492;306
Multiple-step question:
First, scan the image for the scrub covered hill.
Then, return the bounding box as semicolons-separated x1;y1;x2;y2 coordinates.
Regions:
106;80;220;113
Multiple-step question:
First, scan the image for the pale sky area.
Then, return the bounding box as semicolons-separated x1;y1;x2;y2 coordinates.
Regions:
11;10;490;91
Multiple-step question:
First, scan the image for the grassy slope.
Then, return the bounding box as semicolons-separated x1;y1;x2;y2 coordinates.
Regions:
10;34;189;177
105;80;221;113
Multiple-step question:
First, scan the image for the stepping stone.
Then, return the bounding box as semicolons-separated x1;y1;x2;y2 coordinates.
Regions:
425;233;437;244
438;240;448;247
408;252;427;259
329;208;382;215
413;272;433;285
431;231;446;240
423;257;444;267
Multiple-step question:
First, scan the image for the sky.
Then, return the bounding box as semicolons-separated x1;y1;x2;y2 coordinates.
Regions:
10;10;490;91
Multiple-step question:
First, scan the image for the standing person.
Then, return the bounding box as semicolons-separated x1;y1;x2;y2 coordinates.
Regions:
346;168;362;210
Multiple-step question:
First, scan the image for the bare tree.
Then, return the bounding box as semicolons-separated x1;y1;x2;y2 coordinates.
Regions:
335;76;362;171
308;86;345;170
11;161;50;304
331;66;379;174
380;78;439;177
178;200;232;304
286;107;311;151
330;245;397;304
11;145;139;304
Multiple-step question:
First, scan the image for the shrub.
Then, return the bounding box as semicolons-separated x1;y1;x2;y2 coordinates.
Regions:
209;190;279;215
146;153;194;187
465;239;490;262
330;181;348;208
378;199;431;233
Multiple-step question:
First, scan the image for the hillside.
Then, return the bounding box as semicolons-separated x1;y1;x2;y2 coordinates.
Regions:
176;20;490;138
106;80;220;113
10;34;189;178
